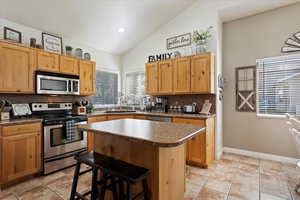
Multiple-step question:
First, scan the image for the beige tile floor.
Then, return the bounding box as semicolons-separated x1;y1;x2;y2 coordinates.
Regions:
0;153;299;200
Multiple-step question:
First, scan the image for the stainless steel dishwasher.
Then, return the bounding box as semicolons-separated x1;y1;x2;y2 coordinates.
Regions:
146;116;172;122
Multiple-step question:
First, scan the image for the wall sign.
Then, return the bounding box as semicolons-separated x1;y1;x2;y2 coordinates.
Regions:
166;33;191;50
4;27;22;43
42;32;63;54
236;66;256;112
148;53;172;63
281;31;300;53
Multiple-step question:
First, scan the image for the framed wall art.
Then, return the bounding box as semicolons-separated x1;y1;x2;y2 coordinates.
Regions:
236;66;256;112
42;33;63;54
166;33;191;50
4;27;22;43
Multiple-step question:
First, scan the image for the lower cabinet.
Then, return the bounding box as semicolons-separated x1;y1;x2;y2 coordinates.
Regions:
107;115;135;121
87;116;107;151
0;123;42;186
134;115;147;120
173;117;215;168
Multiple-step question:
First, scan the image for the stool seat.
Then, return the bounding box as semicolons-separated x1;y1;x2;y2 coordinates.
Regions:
76;151;150;184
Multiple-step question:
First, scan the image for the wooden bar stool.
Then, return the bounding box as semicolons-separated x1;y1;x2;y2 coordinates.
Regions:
70;151;119;200
100;158;151;200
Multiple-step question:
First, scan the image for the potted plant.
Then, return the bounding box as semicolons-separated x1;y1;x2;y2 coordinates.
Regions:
192;26;213;53
65;46;73;56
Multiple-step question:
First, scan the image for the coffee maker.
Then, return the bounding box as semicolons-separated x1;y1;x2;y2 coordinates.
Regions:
155;97;168;112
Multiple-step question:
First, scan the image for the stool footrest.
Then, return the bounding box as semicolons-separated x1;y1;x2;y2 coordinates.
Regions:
79;168;92;176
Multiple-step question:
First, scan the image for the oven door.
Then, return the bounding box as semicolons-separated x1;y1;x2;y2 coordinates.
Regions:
44;121;87;159
37;74;70;95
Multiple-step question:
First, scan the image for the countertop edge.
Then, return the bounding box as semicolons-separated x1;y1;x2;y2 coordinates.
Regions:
78;125;206;147
0;118;43;126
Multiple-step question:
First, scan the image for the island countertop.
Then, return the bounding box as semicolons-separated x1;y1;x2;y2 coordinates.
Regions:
78;118;205;147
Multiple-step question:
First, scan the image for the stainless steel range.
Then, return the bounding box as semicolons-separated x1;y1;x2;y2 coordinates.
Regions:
31;103;87;175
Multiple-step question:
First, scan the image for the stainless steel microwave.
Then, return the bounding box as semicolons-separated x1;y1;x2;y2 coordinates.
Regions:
36;71;80;95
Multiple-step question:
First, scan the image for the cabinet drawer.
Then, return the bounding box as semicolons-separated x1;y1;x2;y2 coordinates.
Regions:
1;123;41;136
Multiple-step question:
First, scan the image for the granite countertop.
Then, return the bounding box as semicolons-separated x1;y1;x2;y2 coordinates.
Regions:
0;118;43;126
78;118;206;147
88;111;215;119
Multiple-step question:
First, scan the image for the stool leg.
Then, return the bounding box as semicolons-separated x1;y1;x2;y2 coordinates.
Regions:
118;180;125;200
111;177;119;200
91;167;99;200
142;179;149;200
99;173;108;200
70;162;81;200
126;182;133;200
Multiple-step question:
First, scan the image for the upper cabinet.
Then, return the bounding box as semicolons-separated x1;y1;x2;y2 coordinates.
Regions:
80;60;96;95
0;41;36;93
173;57;191;94
60;55;79;75
145;52;215;95
37;50;60;72
146;62;158;94
191;53;214;94
158;60;173;94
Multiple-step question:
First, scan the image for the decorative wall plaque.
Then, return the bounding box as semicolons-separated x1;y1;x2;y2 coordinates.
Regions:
236;66;256;112
166;33;191;50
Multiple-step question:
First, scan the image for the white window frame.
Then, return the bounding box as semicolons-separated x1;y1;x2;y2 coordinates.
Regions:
256;54;300;119
93;68;121;108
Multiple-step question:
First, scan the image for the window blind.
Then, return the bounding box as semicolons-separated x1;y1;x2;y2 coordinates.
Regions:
125;72;145;105
257;54;300;116
92;70;118;105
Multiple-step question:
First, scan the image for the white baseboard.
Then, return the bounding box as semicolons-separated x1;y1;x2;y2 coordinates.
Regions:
223;147;299;164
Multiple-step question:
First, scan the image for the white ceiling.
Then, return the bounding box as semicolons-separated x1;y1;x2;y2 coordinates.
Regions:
1;0;299;55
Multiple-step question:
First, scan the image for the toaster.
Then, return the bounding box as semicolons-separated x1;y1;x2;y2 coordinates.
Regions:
183;103;197;113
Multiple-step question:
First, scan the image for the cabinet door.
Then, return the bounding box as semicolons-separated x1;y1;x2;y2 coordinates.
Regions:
87;116;107;151
2;133;41;182
60;55;79;75
173;57;191;93
37;50;59;72
205;118;215;164
0;42;35;93
191;53;214;94
158;60;173;94
80;60;96;95
173;118;206;167
145;62;158;94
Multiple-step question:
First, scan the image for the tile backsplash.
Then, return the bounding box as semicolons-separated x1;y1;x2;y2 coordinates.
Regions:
0;94;89;104
154;94;216;114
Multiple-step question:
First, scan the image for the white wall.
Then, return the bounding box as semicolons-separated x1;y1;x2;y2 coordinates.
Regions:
0;18;121;72
121;0;224;159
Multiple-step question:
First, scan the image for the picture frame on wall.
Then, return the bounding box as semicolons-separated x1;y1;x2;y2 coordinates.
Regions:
42;32;63;54
4;27;22;43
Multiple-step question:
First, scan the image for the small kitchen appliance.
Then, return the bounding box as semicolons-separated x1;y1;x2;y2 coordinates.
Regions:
183;102;197;114
155;97;168;112
73;101;88;115
36;71;80;95
31;102;87;175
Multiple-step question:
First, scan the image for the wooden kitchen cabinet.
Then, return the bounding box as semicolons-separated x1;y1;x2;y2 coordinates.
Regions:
0;122;42;187
0;41;36;93
80;60;96;95
60;55;79;75
158;60;173;94
37;50;60;72
173;57;191;94
107;115;135;121
191;53;215;94
146;62;158;94
87;116;107;151
173;117;215;168
135;115;147;120
145;52;214;95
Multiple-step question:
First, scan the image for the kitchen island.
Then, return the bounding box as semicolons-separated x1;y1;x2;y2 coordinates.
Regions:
78;118;205;200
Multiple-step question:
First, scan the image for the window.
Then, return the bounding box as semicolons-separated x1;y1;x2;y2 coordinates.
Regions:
92;70;118;106
125;72;145;105
257;54;300;116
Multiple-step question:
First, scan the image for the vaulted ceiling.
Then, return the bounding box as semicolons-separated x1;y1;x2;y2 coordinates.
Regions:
1;0;299;55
